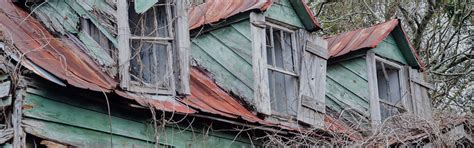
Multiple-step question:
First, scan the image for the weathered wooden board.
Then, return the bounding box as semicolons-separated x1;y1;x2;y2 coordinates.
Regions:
210;23;252;64
23;119;154;147
327;64;369;101
325;57;371;117
192;32;254;88
22;93;155;142
191;43;254;100
372;35;408;65
264;0;305;28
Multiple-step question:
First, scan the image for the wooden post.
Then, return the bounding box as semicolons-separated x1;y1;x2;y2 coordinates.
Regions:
13;82;26;148
366;51;382;129
250;12;271;115
117;0;131;89
174;0;190;95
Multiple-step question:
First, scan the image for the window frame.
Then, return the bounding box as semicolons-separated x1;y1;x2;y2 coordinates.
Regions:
126;0;176;95
265;21;300;118
367;51;408;126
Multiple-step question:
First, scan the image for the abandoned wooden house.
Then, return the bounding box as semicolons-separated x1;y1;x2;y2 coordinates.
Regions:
0;0;469;147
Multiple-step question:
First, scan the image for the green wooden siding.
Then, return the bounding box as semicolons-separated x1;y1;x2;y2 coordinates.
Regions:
325;57;370;116
264;0;305;28
22;80;256;147
191;20;254;101
372;34;408;64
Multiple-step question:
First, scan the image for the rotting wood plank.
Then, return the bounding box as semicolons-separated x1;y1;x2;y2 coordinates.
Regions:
117;0;131;89
366;51;382;128
174;0;191;95
250;12;271;115
339;58;368;80
210;25;252;64
22;93;155;142
23;119;154;147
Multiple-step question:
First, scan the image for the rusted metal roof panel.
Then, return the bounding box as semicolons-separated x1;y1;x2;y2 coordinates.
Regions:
182;68;268;124
115;90;196;114
0;1;117;92
326;19;399;58
188;0;272;30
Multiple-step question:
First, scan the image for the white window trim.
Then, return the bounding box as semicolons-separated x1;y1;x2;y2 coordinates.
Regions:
367;51;408;127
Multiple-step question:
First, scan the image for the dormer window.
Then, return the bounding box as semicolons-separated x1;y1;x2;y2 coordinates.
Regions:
116;0;190;95
265;23;299;117
375;57;405;120
250;13;328;127
128;1;174;94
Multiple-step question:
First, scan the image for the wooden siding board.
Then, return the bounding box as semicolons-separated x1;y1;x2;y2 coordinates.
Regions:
209;27;252;64
192;34;253;88
23;93;155;142
23;119;154;147
326;78;369;116
338;58;368;80
325;57;371;117
264;2;304;28
231;21;253;41
372;35;408;65
326;64;369;101
191;44;254;100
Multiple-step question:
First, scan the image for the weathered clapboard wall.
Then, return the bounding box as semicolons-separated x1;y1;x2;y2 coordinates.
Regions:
372;35;408;65
191;20;254;101
325;34;408;122
22;78;256;147
264;0;305;28
190;0;307;103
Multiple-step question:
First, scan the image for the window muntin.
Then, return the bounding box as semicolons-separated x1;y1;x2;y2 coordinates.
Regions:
127;0;174;94
375;58;404;120
265;23;298;116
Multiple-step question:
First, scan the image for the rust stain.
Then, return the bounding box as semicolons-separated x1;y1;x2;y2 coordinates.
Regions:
22;104;34;110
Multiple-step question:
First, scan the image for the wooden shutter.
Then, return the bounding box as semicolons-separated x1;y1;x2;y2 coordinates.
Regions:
250;12;271;115
407;68;434;120
297;32;328;127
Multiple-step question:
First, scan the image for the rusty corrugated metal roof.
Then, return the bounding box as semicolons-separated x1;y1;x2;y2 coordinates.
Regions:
0;1;117;92
325;19;425;70
0;1;195;114
188;0;272;30
188;0;321;30
182;68;268;124
326;19;399;58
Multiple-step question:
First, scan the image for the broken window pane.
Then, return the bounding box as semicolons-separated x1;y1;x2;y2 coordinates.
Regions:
127;0;174;93
128;1;170;37
376;60;402;121
266;26;298;117
376;61;402;105
130;41;171;90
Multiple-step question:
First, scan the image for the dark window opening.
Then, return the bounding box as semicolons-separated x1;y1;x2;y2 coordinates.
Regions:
376;60;403;120
266;24;298;116
127;0;174;93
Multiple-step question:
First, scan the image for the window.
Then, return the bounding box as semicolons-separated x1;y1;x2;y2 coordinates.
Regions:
127;0;174;94
265;23;299;117
373;56;406;121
